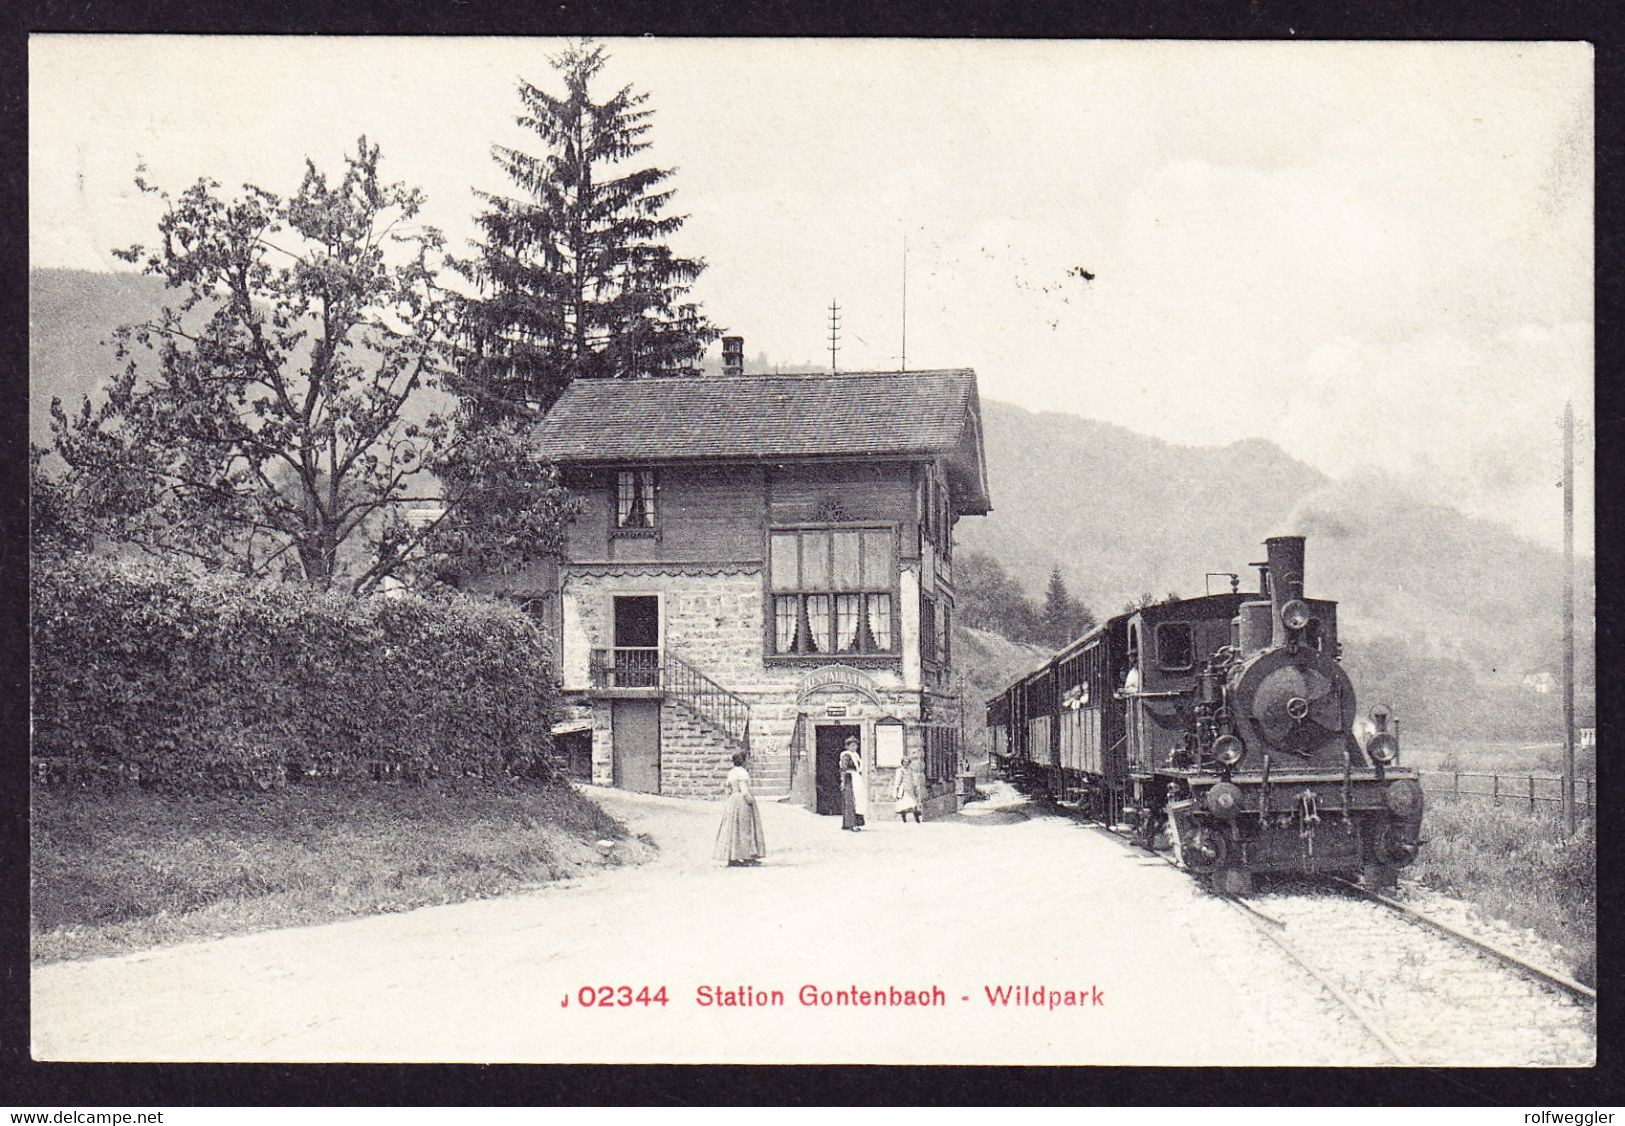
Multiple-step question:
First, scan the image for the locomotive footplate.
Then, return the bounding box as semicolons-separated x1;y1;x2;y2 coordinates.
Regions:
1182;771;1420;818
1157;770;1424;877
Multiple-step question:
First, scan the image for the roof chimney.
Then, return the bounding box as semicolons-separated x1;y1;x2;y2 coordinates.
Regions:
722;336;744;377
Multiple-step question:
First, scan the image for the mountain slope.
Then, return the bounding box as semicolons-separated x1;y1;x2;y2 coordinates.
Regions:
956;398;1594;736
959;399;1330;611
30;269;172;444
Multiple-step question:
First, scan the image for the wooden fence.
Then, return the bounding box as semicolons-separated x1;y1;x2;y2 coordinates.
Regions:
1420;770;1596;812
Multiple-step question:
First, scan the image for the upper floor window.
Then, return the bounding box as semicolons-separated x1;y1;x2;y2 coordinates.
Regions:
918;465;954;558
920;591;939;665
615;470;657;531
769;526;896;657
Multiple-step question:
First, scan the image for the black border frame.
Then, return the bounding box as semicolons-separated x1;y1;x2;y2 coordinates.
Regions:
2;0;1619;1109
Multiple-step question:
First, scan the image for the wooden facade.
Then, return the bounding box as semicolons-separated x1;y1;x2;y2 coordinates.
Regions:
528;370;991;817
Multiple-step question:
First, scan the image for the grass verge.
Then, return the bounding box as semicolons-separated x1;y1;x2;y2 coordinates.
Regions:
32;779;648;964
1412;797;1595;986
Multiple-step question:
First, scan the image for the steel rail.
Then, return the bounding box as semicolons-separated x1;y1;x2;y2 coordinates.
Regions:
1222;893;1286;930
1329;877;1596;1004
1216;895;1416;1065
1078;819;1413;1061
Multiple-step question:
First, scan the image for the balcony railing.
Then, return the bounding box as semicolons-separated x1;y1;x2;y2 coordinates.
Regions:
589;646;661;689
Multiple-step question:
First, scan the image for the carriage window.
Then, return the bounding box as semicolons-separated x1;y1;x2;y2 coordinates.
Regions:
1157;623;1195;671
1306;618;1324;652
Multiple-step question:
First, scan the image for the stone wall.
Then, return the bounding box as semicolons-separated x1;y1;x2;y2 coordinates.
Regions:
658;695;736;798
564;565;964;809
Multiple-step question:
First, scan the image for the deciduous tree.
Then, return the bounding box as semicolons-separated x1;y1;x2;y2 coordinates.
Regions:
957;550;1044;644
47;139;573;593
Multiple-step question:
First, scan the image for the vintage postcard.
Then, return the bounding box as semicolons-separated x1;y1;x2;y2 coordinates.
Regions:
27;36;1595;1068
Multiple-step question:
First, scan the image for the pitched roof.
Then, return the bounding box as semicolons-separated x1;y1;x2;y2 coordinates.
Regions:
529;369;991;512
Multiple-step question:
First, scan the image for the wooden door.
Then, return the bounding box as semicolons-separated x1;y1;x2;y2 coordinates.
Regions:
612;700;661;793
612;596;660;688
814;724;858;815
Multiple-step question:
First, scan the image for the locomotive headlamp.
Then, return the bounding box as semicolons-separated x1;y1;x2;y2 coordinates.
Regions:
1281;599;1312;631
1386;779;1423;819
1206;781;1244;819
1212;735;1244;767
1367;732;1398;765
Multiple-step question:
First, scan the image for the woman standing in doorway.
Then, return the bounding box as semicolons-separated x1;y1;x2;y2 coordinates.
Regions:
839;735;866;831
715;751;766;866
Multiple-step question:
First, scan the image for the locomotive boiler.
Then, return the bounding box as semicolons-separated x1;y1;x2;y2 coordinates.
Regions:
988;536;1424;893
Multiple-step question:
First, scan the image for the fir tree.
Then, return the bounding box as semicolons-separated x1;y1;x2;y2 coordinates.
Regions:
1042;564;1097;647
453;39;718;421
1042;565;1074;647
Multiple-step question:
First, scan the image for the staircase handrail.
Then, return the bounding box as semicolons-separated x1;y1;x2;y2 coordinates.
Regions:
662;649;752;749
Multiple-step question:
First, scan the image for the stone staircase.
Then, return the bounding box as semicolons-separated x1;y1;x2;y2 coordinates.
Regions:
661;650;797;797
749;751;794;800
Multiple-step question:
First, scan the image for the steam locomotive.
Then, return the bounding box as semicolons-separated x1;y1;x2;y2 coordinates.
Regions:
986;536;1424;893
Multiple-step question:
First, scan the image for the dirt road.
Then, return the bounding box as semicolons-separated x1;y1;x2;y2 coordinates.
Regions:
28;787;1432;1064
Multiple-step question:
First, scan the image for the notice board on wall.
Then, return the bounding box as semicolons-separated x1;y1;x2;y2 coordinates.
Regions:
875;721;904;768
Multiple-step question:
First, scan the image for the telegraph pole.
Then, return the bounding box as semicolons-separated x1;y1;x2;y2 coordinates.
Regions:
828;299;842;373
1562;400;1576;835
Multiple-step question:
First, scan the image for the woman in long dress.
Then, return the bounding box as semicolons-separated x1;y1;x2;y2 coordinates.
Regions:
839;736;866;831
715;750;766;866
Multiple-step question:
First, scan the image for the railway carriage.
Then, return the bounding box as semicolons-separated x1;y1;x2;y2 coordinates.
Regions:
988;536;1424;893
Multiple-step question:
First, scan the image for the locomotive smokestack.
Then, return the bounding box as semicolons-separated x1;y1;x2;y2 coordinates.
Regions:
1266;535;1306;648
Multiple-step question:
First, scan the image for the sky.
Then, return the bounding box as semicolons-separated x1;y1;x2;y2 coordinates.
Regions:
29;37;1593;551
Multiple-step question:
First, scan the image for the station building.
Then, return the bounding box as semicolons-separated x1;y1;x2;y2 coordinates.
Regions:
520;358;991;819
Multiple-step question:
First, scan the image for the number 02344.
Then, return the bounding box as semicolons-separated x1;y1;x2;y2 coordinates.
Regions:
567;985;669;1008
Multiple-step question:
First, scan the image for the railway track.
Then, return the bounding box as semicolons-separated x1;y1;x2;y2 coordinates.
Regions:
1216;893;1415;1064
1327;876;1596;1005
1076;814;1593;1064
1239;880;1593;1065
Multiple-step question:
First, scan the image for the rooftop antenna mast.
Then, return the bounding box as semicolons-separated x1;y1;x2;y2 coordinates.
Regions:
828;299;842;374
900;235;908;373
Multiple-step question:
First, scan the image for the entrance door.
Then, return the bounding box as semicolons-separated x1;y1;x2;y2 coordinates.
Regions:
612;700;661;793
612;596;660;687
814;724;860;815
558;729;593;782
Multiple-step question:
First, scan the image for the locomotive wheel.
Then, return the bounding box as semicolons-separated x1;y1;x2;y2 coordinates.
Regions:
1360;862;1398;891
1179;826;1226;874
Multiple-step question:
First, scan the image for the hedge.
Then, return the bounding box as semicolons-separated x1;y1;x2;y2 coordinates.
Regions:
31;552;562;790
